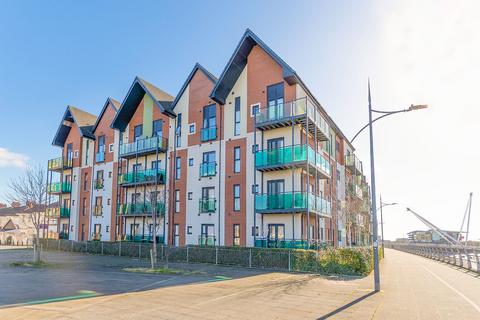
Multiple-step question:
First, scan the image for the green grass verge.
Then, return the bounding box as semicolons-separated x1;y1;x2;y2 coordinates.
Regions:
122;267;204;275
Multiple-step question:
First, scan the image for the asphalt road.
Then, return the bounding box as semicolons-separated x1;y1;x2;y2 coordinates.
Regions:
0;247;265;307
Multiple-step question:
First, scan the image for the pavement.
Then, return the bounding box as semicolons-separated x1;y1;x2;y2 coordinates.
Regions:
0;247;479;319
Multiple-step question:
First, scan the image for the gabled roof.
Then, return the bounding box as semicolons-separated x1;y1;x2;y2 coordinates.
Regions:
92;97;120;134
210;28;296;105
170;63;217;110
52;106;97;147
111;77;175;131
209;28;355;150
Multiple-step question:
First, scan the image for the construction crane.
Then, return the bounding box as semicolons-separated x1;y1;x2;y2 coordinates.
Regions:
457;192;473;245
406;207;461;246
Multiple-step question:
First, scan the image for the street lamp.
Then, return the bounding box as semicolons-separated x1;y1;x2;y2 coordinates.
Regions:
351;80;427;292
379;196;397;257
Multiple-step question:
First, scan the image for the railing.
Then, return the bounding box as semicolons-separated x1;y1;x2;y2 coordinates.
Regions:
119;136;168;157
48;157;73;170
198;235;216;246
47;182;72;193
348;183;363;199
118;168;166;185
94;178;104;190
93;205;103;216
60;207;70;218
255;144;330;175
200;126;217;142
198;198;216;213
254;238;331;250
345;154;363;174
255;192;331;215
199;162;217;177
255;97;330;135
59;232;69;240
116;202;166;216
124;235;164;243
389;243;480;274
95;152;105;163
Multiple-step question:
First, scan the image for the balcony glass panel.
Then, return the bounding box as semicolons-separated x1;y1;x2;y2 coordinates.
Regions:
116;202;165;216
119;136;168;156
47;182;72;193
255;192;331;215
118;169;165;185
199;198;216;213
95;152;105;162
200;126;217;142
198;235;215;246
199;162;217;177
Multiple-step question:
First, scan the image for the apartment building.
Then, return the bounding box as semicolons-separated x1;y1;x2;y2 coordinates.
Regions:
46;29;371;248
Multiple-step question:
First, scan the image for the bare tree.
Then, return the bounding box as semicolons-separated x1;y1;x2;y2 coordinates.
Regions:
5;165;46;263
339;183;364;247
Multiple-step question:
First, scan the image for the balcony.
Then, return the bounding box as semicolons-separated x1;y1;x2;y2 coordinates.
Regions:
348;183;363;200
255;192;331;216
345;154;363;175
93;205;103;216
255;144;330;178
47;157;73;172
254;238;328;250
118;168;166;186
124;235;164;243
116;202;166;216
47;182;72;194
255;97;330;141
46;207;70;218
198;235;215;246
200;126;217;142
119;136;168;158
95;152;105;163
94;178;104;190
199;162;217;177
198;198;216;214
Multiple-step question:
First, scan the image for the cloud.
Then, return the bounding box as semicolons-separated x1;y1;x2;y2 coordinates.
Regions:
0;147;29;168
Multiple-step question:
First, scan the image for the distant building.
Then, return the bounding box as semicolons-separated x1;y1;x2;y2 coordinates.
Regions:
407;229;460;244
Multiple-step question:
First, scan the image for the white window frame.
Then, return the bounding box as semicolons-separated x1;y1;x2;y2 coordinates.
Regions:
109;143;114;153
250;103;261;117
188;123;196;135
73;150;79;158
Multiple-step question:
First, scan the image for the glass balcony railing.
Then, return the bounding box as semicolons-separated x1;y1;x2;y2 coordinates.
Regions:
47;207;69;218
95;152;105;163
116;202;166;216
47;182;72;194
124;235;164;243
94;178;104;190
345;154;363;174
119;136;168;157
255;192;331;215
255;144;330;175
48;157;73;171
254;238;330;250
198;235;215;246
118;168;166;185
255;98;330;137
199;198;216;213
199;162;217;177
59;231;69;240
200;126;217;142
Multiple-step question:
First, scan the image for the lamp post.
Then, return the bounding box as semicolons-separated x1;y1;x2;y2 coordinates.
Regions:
351;80;427;292
379;195;397;257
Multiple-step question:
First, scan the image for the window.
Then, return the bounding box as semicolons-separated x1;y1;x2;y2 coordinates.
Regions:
233;184;240;211
251;184;259;194
95;196;102;215
74;150;79;158
174;224;180;246
187;226;192;235
83;172;88;191
151;160;162;170
234;97;241;136
72;200;75;206
106;225;110;233
107;198;111;205
250;103;260;117
233;224;240;246
96;170;104;181
85;140;90;165
175;190;180;213
73;175;77;181
133;163;142;174
108;171;112;178
203;104;216;129
66;143;73;161
188;192;193;200
252;144;258;153
338;230;342;241
131;193;141;204
176;113;182;147
152;119;163;137
134;125;143;141
109;143;114;152
97;135;105;153
234;147;241;173
175;157;181;180
188;158;194;166
82;197;87;216
251;226;259;236
189;124;195;134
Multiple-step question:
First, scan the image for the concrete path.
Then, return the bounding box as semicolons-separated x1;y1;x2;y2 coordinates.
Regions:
1;249;479;319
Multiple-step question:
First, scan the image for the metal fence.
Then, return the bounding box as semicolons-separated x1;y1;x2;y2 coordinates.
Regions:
39;239;372;275
388;243;480;273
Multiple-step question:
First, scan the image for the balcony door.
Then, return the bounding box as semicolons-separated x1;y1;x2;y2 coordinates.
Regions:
267;82;284;120
203;104;216;129
268;224;285;242
201;224;215;245
66;143;73;162
267;179;284;209
267;138;284;165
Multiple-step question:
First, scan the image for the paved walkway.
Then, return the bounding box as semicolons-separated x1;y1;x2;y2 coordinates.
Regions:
1;249;479;319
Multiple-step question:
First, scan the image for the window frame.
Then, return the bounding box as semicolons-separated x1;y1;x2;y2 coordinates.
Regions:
233;184;240;211
233;147;241;173
234;96;241;136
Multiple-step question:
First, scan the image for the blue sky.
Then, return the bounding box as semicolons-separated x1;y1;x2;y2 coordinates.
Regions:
1;0;478;240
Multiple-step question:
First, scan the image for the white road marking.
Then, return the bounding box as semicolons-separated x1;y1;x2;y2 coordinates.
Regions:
422;266;480;313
